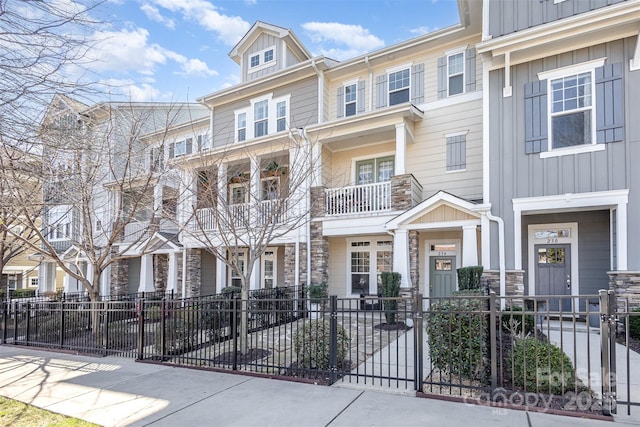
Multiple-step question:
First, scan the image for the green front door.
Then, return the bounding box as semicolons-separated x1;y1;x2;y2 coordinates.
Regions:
430;256;456;298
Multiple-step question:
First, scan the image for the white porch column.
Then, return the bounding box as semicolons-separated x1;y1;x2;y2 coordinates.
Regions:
216;256;227;290
249;257;261;291
86;262;94;288
167;252;178;292
101;266;111;297
38;263;49;294
395;123;407;175
462;225;479;266
138;255;155;292
393;229;410;288
153;183;163;214
217;164;227;207
481;214;491;269
514;210;522;270
63;263;78;293
617;203;628;270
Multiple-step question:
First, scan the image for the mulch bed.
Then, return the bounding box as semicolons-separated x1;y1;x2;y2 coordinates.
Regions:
280;360;354;384
374;322;411;331
616;332;640;355
211;348;271;365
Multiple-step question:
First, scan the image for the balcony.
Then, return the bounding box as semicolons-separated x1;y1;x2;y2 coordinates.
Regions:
325;181;391;216
258;199;288;225
194;207;216;230
123;220;150;243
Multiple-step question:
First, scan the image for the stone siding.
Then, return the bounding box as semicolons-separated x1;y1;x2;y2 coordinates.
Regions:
409;230;419;288
284;243;308;287
609;271;640;309
185;248;201;298
482;270;525;297
153;254;168;292
110;248;128;297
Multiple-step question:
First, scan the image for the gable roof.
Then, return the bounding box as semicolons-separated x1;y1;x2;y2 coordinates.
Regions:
228;21;312;65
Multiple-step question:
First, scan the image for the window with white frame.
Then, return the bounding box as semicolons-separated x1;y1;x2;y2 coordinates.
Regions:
250;54;260;68
254;100;268;137
549;72;593;149
349;240;392;295
229;250;246;288
276;101;287;132
355;156;394;185
261;177;280;201
345;83;357;116
174;139;187;157
237;113;247;142
388;69;410;106
198;134;210;151
30;277;39;288
447;52;464;96
264;49;274;63
248;46;276;72
48;205;72;241
229;183;248;205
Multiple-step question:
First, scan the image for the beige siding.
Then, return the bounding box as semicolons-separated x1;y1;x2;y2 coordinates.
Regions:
411;204;477;225
407;98;483;200
327;237;346;296
328;142;395;187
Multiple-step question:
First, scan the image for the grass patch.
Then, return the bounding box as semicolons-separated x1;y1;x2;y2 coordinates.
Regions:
0;396;100;427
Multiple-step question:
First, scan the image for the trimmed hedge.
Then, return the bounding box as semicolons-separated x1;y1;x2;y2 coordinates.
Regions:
510;337;576;395
293;319;350;370
426;295;487;380
380;272;401;325
456;266;484;291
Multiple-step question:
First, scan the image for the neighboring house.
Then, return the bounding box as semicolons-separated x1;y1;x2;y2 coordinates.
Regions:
478;0;640;307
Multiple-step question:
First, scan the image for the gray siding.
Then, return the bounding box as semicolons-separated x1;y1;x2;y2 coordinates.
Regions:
244;33;281;81
127;257;141;293
488;37;640;270
201;251;216;295
488;0;628;38
211;76;319;147
522;211;610;297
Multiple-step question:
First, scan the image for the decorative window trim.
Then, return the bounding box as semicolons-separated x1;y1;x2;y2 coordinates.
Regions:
248;45;277;73
235;93;290;142
387;68;411;106
385;62;413;74
537;58;606;81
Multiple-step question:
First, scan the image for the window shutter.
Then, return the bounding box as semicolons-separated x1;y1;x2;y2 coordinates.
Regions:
437;56;447;99
595;62;624;144
524;80;548;154
411;63;424;104
168;142;175;159
375;74;387;109
465;48;476;92
357;80;365;113
446;135;466;171
337;86;344;118
186;138;193;154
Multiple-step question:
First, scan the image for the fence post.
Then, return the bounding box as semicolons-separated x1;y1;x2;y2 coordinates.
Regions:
25;302;30;345
488;291;498;393
328;295;338;385
231;296;238;371
2;302;7;344
413;291;424;392
59;300;64;349
102;303;109;357
599;289;617;415
160;299;166;360
137;299;145;360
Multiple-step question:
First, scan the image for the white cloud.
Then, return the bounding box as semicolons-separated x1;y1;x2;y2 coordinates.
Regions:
141;3;175;29
150;0;250;45
410;26;431;36
245;0;257;4
100;78;164;101
301;22;384;60
181;58;218;77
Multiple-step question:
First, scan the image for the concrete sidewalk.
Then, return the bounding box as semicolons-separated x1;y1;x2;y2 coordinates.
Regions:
0;346;628;427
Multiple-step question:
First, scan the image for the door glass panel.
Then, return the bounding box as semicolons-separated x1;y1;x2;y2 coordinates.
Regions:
356;162;374;185
434;259;452;271
547;248;565;264
537;248;548;264
263;259;274;289
376;250;392;288
377;159;394;182
351;251;370;294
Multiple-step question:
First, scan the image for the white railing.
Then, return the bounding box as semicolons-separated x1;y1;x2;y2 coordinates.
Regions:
194;208;216;230
229;203;250;228
124;220;150;242
325;181;392;216
259;198;287;225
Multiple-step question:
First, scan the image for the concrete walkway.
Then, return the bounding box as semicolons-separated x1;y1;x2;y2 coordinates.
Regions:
0;346;629;427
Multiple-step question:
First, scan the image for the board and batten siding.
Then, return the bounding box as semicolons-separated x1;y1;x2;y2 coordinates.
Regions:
211;76;319;148
407;98;483;201
487;0;628;38
244;33;281;81
488;37;640;270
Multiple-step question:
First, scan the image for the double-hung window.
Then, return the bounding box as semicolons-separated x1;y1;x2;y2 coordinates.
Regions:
276;101;287;132
237;113;246;142
48;205;71;241
447;52;464;96
174;140;186;157
344;83;357;116
388;69;410;106
254;100;268;137
550;72;593;149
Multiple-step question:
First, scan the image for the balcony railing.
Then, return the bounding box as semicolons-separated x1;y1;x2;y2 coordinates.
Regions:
124;220;150;243
258;198;287;225
325;181;391;216
194;207;216;230
229;203;250;228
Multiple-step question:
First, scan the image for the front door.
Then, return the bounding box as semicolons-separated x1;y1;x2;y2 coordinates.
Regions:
535;244;571;312
430;256;456;298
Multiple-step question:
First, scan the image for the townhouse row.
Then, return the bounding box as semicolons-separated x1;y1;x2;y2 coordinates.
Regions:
37;0;640;308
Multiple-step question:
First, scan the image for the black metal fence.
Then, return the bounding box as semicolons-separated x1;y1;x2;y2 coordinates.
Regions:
1;289;639;417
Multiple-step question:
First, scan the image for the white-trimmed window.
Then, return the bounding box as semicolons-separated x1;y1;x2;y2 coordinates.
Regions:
248;46;276;73
30;277;39;288
198;134;210;151
229;250;246;288
348;240;392;295
48;205;72;241
388;68;410;106
447;52;465;96
175;139;187;157
250;54;260;68
355;156;394;185
261;176;280;201
229;183;248;205
237;112;246;142
276;101;287;132
549;72;593;149
254;100;268;137
345;83;357;116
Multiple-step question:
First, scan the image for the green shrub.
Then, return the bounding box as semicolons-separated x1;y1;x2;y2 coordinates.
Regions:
629;308;640;340
502;306;535;336
221;286;241;296
307;283;328;303
426;296;487;380
380;272;401;325
510;337;576;395
144;305;162;322
457;266;484;291
293;319;350;370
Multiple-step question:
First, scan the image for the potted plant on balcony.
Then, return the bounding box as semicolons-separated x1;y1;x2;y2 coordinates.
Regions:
307;282;328;319
228;171;249;184
263;160;287;177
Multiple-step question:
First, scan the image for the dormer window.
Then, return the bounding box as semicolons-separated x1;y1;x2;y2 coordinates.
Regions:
248;46;276;72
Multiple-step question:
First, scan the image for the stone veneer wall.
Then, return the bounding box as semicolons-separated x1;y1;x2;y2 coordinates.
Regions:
153;254;168;292
110;247;128;297
482;270;525;297
185;248;201;298
390;174;415;211
609;271;640;308
308;186;328;286
283;243;308;287
409;230;419;288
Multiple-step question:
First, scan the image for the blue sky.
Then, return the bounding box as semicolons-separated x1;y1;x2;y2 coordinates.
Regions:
86;0;461;102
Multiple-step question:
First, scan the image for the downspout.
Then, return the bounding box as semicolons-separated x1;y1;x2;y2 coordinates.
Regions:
486;211;506;310
181;247;187;303
364;56;373;112
311;60;323;124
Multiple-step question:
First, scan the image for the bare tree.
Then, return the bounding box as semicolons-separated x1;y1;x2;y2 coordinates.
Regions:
179;128;321;353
